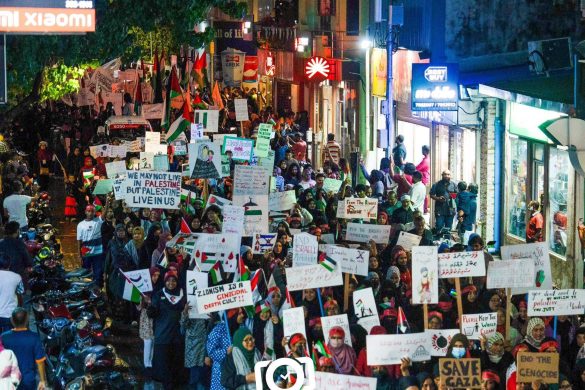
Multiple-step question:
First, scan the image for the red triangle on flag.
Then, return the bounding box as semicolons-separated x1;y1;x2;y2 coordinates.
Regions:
180;218;192;234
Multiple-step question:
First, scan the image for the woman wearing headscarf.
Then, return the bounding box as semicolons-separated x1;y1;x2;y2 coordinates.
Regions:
302;289;321;320
206;314;231;390
151;231;172;267
389;245;411;290
252;307;284;360
221;327;261;390
567;326;585;371
327;326;356;375
522;317;546;352
139;223;161;269
147;271;186;389
480;332;513;386
139;267;160;380
125;226;144;270
36;140;53;191
105;224;132;322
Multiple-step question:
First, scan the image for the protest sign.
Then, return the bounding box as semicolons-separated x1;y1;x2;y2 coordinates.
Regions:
314;372;376;390
268;190;297;211
233;165;270;202
195;110;220;132
322;178;343;194
292;233;318;267
411;246;438;304
366;333;431;365
438;251;486;278
188;141;223;179
242;198;269;237
192;233;240;272
142;103;164;120
285;263;343;291
353;288;380;332
223;137;254;161
461;313;497;340
144;131;161;147
123;269;153;293
253;233;277;254
123;171;181;209
255;123;273;157
322;314;352;346
345;223;391;244
139;152;154;170
234;98;249;121
337;198;378;219
190;123;204;140
194;281;253;314
396;231;422;251
146;143;167;156
501;242;552;294
517;352;559;384
186;270;209;319
109;145;127;158
167;232;199;251
153;155;169;171
253;149;275;169
92;179;114;195
282;307;306;339
527;289;585;316
318;245;369;276
426;329;460;356
222;205;245;235
105;161;127;178
206;194;232;211
90;144;111;159
439;358;481;389
112;177;126;200
486;259;534;289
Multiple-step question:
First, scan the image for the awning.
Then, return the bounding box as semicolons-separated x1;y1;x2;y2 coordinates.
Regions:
539;117;585;176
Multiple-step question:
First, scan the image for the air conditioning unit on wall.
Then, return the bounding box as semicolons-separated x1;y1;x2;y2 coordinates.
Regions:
528;37;572;73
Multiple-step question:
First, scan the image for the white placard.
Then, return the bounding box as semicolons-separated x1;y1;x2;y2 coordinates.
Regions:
486;259;535;289
460;313;498;340
186;270;209;319
232;165;270;203
318;245;369;277
123;269;153;292
269;190;297;211
411;246;439;304
337;198;378;219
438;251;486;278
345;223;391;244
139;152;154;170
194;281;253;314
322;178;343;194
112;177;126;200
292;233;318;267
188;141;224;179
426;329;460;356
222;205;245;235
110;145;127;158
234;98;249;121
366;333;431;365
527;289;585;316
353;288;380;332
206;194;232;211
396;231;422;251
282;307;307;339
314;372;376;390
190;123;204;140
194;109;220;133
105;161;127;178
192;233;240;272
501;242;552;294
123;171;181;209
321;314;352;347
253;233;277;254
285;263;343;291
145;131;161;146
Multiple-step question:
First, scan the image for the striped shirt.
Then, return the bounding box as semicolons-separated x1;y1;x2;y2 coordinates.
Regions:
322;140;341;165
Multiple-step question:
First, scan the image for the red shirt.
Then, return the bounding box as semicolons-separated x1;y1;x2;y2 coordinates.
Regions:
416;155;431;185
527;212;544;242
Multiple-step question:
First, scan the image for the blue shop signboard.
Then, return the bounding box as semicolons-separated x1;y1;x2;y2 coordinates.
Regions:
411;63;459;111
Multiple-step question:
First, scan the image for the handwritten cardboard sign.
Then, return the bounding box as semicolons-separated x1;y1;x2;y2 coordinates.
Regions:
314;372;376;390
439;358;481;389
322;178;343;194
438;251;486;278
123;171;181;209
460;313;497;340
501;242;552;294
268;190;297;211
105;161;127;178
353;288;380;333
318;244;369;276
412;246;439;304
527;289;585;316
252;233;277;254
426;329;460;356
192;233;240;272
223;136;254;161
232;165;270;202
486;259;534;289
337;198;378;219
396;231;422;251
186;270;209;319
517;352;559;384
255;123;273;157
282;307;307;339
222;205;245;235
194;281;253;314
285;263;343;291
234;98;249;121
292;233;319;267
345;223;391;244
194;109;220;133
366;333;431;365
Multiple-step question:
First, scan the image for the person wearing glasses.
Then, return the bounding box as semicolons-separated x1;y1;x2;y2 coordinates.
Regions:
221;327;260;389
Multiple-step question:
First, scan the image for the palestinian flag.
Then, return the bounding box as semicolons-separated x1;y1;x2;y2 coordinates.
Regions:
166;115;190;143
266;273;280;297
313;340;331;358
157;251;169;268
180;217;192;234
210;261;223;284
93;196;103;212
120;270;141;303
152;49;163;103
379;301;393;310
397;306;410;334
235;255;250;282
250;269;267;304
169;65;183;108
318;252;337;272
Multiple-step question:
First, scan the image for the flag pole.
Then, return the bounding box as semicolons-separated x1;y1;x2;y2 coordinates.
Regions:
316;288;325;317
117;268;147;298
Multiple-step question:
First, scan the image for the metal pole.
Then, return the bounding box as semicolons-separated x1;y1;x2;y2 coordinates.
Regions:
385;5;394;159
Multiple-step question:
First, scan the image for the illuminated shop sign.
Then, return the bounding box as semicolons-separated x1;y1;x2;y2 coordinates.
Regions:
0;6;95;33
305;56;332;82
411;63;459;111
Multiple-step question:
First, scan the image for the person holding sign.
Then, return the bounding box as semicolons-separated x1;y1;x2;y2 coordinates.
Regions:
327;326;356;375
480;333;513;385
220;327;261;390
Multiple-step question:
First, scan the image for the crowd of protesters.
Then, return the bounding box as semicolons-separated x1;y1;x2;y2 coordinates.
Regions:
0;81;579;390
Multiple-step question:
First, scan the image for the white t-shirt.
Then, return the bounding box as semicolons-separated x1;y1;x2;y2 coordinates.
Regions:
76;217;104;256
2;194;32;227
409;181;427;212
0;270;23;318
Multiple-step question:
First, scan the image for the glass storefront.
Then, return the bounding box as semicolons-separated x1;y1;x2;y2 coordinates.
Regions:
396;120;431;167
507;136;528;238
549;147;570;256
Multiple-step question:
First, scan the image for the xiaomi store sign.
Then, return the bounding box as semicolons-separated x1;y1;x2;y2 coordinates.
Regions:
0;7;95;33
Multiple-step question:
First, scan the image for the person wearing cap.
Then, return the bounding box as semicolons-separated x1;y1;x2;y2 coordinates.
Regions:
77;198;109;288
390;194;414;231
1;307;47;390
429;169;458;232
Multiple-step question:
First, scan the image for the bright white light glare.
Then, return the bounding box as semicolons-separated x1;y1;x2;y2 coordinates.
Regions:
299;37;309;46
297;45;305;52
360;39;372;49
244;21;252;29
243;28;249;34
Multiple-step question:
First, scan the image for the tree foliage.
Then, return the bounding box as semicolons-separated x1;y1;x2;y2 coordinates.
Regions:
5;0;247;106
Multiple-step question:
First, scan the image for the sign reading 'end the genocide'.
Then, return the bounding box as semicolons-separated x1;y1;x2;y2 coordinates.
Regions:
517;352;559;384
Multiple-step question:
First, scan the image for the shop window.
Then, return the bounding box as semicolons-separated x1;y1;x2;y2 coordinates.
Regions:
507;137;528;238
462;129;476;184
549;147;570;257
396;120;430;168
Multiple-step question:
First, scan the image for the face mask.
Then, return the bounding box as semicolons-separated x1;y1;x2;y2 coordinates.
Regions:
329;339;343;348
451;347;466;359
488;353;503;363
294;345;305;356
